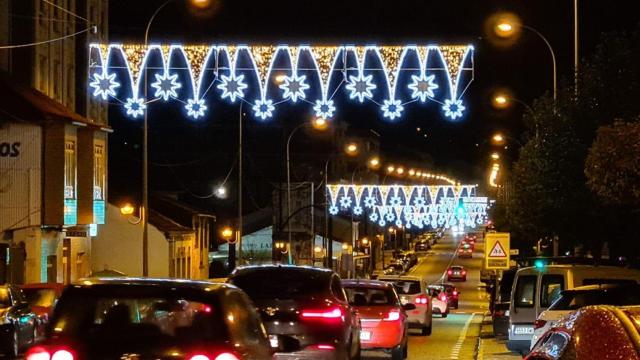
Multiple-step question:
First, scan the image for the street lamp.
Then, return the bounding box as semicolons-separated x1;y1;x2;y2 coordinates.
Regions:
344;142;359;157
491;91;539;139
492;133;505;144
220;226;234;240
311;117;329;131
120;203;135;216
491;153;500;160
214;185;227;199
368;156;381;170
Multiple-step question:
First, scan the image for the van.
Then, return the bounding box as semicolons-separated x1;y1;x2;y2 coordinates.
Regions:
507;264;640;354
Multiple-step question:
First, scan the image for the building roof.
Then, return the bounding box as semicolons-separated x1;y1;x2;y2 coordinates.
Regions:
148;209;193;234
0;72;106;128
151;193;216;229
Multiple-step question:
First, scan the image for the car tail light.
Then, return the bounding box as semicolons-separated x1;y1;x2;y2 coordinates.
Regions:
306;344;335;351
494;310;505;317
461;270;467;275
447;270;453;275
534;319;547;330
439;293;447;302
415;296;429;305
384;310;401;321
301;307;343;321
27;347;75;360
452;291;458;296
190;356;211;360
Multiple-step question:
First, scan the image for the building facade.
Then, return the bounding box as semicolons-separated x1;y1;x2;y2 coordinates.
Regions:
1;0;109;284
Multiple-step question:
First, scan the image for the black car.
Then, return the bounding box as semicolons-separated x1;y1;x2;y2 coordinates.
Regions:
492;269;516;337
228;265;361;359
1;284;38;358
26;278;272;360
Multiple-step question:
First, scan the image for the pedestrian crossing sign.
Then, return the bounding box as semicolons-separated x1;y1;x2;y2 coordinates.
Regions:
485;232;510;269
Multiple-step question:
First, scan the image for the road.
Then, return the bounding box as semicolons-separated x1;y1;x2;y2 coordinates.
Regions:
365;233;490;359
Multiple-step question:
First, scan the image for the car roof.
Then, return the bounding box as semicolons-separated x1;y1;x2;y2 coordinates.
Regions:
342;279;393;289
72;277;231;293
378;275;422;282
231;264;333;276
565;283;640;292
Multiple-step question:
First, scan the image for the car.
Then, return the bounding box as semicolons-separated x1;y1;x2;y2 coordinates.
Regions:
342;279;412;359
492;269;516;337
25;277;272;360
378;275;433;335
414;241;430;252
527;305;640;360
441;283;460;309
20;283;65;336
457;244;473;259
1;284;38;358
426;285;450;318
530;283;640;349
383;263;406;275
464;234;477;245
447;265;467;282
227;265;361;359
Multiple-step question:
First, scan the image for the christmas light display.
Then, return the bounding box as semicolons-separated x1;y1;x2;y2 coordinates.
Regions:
326;184;488;230
89;43;474;121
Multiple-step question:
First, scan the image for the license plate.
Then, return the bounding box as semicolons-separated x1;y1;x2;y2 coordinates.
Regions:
514;326;534;335
360;331;371;340
269;335;279;348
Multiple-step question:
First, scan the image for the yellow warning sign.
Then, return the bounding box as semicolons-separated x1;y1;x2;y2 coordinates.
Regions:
485;232;510;269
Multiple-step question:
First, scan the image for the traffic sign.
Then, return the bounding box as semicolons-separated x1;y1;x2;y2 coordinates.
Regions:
485;232;510;269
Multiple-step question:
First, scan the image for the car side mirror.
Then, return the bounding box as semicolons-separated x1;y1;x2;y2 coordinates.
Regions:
402;303;416;311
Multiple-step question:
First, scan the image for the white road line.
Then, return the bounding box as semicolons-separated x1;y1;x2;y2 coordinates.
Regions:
450;313;477;360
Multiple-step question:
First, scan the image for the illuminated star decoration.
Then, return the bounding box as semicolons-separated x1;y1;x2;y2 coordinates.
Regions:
151;72;182;101
413;197;427;206
381;99;404;120
353;206;363;215
124;97;146;118
89;71;120;100
329;205;339;215
345;73;376;103
339;196;352;209
369;212;379;222
364;195;377;208
252;99;275;120
217;74;248;103
442;99;466;120
279;74;309;103
408;73;438;102
313;99;336;119
389;195;402;207
185;98;208;119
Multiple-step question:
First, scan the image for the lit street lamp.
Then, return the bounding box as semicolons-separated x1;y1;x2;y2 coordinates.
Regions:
220;226;236;270
491;152;500;160
491;91;539;139
344;142;359;157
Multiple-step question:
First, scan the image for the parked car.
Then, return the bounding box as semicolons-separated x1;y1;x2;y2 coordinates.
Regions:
414;241;430;252
492;269;517;337
1;284;38;358
530;283;640;349
20;283;65;335
507;264;640;355
441;283;460;309
342;279;411;359
384;263;406;275
228;265;361;359
527;305;640;360
378;275;433;334
426;285;449;318
447;265;467;282
25;278;273;360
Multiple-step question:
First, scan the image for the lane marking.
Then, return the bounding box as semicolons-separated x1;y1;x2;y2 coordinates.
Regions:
450;313;477;360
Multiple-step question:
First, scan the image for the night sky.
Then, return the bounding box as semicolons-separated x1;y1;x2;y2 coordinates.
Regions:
106;0;640;213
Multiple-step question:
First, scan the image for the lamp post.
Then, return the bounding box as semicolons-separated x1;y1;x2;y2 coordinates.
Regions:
220;226;235;270
491;132;524;148
492;92;539;139
286;118;328;265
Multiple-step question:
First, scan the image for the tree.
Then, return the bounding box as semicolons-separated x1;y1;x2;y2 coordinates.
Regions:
585;119;640;206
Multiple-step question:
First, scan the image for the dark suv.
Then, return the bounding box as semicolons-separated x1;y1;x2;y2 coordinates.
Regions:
228;265;361;359
26;278;272;360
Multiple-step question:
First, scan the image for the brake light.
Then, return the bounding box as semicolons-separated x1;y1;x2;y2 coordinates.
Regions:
534;319;547;330
461;270;467;275
447;270;453;275
452;291;458;296
384;310;401;321
494;310;505;317
190;356;211;360
306;344;335;351
26;347;76;360
416;296;428;305
439;294;447;302
301;307;343;320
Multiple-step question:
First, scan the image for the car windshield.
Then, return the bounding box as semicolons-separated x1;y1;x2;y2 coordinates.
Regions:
49;285;225;342
0;288;11;308
230;269;327;299
343;286;398;306
550;287;640;310
23;288;57;308
451;266;463;271
385;280;421;295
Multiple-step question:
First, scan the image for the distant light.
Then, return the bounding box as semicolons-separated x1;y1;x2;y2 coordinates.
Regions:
492;133;505;143
221;226;234;240
215;185;227;199
386;165;395;174
275;74;287;83
491;153;500;160
120;203;135;216
345;142;359;156
311;117;329;131
368;156;381;169
534;260;545;269
396;167;404;175
314;246;322;253
408;169;416;176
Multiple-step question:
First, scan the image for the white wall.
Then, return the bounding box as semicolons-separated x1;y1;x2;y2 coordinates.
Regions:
92;204;170;277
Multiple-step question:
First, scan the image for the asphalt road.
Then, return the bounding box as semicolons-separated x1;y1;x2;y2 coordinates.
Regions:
365;232;490;360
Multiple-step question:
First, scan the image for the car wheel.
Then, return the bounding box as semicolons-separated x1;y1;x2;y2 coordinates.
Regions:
390;344;403;360
421;324;432;336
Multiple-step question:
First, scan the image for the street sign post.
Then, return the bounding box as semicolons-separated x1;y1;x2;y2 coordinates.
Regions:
485;232;510;270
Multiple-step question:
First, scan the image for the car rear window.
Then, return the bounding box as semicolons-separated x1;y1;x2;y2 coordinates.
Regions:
343;286;398;306
498;270;516;302
384;280;421;295
49;286;225;342
23;288;57;308
230;269;328;299
514;275;536;308
550;287;640;310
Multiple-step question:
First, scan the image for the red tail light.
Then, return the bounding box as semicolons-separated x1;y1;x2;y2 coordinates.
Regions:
306;344;335;351
27;347;75;360
190;356;211;360
494;310;505;317
439;294;447;302
452;291;458;296
534;319;547;330
384;310;401;321
415;296;429;305
447;270;453;275
461;270;467;275
189;353;239;360
301;307;343;320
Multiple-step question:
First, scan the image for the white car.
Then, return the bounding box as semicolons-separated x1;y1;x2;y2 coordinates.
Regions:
427;285;449;318
530;283;640;349
378;275;433;335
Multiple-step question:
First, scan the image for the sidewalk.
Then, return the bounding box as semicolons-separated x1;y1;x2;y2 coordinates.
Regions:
476;312;522;360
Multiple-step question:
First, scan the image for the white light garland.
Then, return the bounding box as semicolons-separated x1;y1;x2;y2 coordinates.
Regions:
89;43;474;121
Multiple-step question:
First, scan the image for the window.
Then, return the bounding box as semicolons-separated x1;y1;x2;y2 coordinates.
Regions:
93;144;105;199
230;269;330;300
64;140;76;199
514;275;537;308
386;280;421;295
222;291;268;348
541;275;565;308
331;276;347;302
343;286;398;306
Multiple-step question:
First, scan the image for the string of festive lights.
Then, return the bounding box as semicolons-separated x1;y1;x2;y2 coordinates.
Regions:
89;43;474;121
326;184;488;230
